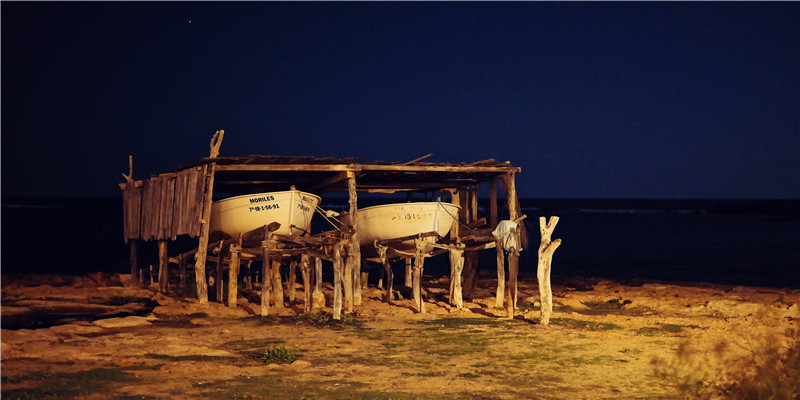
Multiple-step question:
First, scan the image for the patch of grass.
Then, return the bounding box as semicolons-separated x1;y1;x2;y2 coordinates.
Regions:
262;345;298;364
418;317;506;329
240;311;363;330
458;372;480;379
547;318;624;331
636;324;701;336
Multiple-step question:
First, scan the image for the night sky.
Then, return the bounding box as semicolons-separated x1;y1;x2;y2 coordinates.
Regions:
2;2;798;199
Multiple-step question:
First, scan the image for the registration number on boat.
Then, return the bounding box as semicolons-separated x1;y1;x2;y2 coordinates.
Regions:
248;204;279;212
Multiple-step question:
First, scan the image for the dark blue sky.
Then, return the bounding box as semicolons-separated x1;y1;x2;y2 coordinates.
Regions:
2;2;798;198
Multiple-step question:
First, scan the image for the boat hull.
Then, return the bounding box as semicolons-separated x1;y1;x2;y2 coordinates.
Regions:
209;190;321;237
355;202;460;249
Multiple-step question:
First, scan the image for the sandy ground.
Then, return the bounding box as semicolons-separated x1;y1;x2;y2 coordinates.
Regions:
1;271;798;400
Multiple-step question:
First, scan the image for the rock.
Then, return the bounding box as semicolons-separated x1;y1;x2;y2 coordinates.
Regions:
290;360;312;369
92;316;152;328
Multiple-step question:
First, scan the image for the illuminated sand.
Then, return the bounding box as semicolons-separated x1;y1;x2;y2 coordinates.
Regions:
2;272;797;399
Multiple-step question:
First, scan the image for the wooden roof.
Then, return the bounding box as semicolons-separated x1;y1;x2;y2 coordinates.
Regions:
163;155;521;195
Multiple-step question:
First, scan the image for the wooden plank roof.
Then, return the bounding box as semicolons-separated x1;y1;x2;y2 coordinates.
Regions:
161;155;520;195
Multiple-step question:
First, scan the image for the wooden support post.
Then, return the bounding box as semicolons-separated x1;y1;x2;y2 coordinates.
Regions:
288;260;297;302
228;242;241;308
333;241;344;320
158;240;169;294
313;257;325;309
413;237;426;313
215;241;225;302
344;240;354;313
272;256;284;309
245;260;253;289
506;230;520;319
448;243;465;309
494;242;505;308
129;239;138;284
149;265;154;285
503;172;521;308
404;257;413;288
193;130;224;304
300;254;312;313
538;217;561;325
353;236;363;306
376;244;393;303
260;233;273;316
345;171;360;310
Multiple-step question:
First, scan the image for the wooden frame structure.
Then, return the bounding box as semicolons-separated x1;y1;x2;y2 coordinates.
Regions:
121;131;529;318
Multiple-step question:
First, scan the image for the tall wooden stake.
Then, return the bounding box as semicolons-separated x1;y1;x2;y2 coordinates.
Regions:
538;216;561;325
412;237;426;313
346;171;360;310
300;254;312;313
158;240;169;293
333;241;344;320
261;232;273;316
194;130;224;304
227;233;242;308
494;242;505;308
448;243;465;309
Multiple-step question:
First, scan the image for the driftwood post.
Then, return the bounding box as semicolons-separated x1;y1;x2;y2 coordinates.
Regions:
158;240;169;293
214;241;225;302
503;172;521;307
260;231;273;316
194;130;224;304
506;225;520;319
227;234;242;308
343;238;354;314
313;257;325;309
122;155;139;284
288;260;297;302
538;216;561;325
412;237;426;313
376;244;393;302
494;242;505;308
448;242;465;309
404;258;413;288
332;241;345;320
300;254;313;313
271;256;284;309
346;171;361;308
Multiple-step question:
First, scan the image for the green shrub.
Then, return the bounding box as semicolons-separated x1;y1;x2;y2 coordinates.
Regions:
261;345;298;364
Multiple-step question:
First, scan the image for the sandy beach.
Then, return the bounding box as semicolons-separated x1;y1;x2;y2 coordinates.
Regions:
2;271;798;400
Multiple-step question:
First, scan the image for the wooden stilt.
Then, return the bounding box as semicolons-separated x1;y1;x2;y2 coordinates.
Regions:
228;238;241;308
345;171;360;311
404;257;413;288
538;217;561;325
194;131;224;304
300;254;312;313
344;241;354;313
376;245;393;303
494;242;505;308
149;265;154;285
272;256;284;308
260;232;273;316
288;260;297;302
215;241;225;302
158;240;169;293
507;243;519;319
448;243;465;309
333;241;344;320
313;257;325;309
413;237;426;313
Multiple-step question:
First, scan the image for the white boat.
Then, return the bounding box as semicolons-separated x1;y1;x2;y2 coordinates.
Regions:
352;202;460;250
209;190;321;237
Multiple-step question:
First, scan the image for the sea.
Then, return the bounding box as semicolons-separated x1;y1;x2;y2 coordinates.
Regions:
2;197;799;289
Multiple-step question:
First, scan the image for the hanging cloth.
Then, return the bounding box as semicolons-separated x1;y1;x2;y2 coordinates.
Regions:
492;220;520;252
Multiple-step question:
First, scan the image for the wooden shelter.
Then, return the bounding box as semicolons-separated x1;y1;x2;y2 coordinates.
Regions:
121;131;531;318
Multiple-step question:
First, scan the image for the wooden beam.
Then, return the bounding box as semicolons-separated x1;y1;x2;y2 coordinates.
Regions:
216;164;360;172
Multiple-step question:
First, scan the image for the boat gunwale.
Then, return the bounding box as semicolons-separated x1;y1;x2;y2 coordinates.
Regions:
212;190;322;206
356;201;461;213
